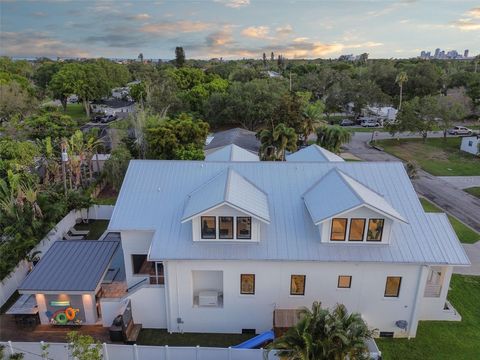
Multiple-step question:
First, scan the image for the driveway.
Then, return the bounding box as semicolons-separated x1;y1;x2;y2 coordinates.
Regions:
455;241;480;275
344;131;480;233
437;176;480;189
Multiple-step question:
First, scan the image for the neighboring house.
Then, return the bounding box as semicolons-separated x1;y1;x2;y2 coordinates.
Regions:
286;144;344;162
90;99;136;116
205;144;259;162
205;128;260;155
460;135;480;156
111;87;130;100
364;106;398;123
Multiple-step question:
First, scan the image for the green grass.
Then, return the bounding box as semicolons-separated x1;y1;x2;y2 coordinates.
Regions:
464;187;480;199
419;198;480;244
377;275;480;360
64;103;89;124
93;197;117;205
137;329;255;347
376;137;480;176
74;219;109;240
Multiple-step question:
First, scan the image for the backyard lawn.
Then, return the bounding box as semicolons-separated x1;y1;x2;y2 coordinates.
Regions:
419;198;480;244
137;329;254;347
64;103;89;124
376;137;480;176
74;219;109;240
464;186;480;199
377;275;480;360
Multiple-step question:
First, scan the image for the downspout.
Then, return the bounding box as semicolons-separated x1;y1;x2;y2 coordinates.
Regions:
163;261;172;332
408;265;429;339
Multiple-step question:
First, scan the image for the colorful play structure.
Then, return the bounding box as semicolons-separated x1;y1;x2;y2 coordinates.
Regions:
232;330;275;349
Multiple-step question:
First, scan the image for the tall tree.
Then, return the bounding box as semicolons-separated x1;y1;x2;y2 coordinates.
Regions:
257;123;297;161
395;71;408;110
271;52;275;61
437;96;467;139
138;53;144;63
175;47;186;68
262;52;267;67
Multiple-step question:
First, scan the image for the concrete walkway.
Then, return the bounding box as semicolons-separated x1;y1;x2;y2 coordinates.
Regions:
438;176;480;190
455;242;480;275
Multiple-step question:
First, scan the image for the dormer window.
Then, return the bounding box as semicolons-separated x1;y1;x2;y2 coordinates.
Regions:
330;218;347;241
201;216;216;239
219;217;234;239
349;219;366;241
237;217;252;239
367;219;384;242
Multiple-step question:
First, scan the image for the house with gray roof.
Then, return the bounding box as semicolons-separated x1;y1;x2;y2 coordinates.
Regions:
204;128;260;154
100;158;468;338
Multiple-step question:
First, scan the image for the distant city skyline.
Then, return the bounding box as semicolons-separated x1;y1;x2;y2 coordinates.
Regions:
1;0;479;60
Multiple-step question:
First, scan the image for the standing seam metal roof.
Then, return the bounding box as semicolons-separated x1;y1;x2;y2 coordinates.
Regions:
108;160;469;266
19;240;119;292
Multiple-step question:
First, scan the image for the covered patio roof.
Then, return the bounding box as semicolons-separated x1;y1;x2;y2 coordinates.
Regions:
19;240;119;294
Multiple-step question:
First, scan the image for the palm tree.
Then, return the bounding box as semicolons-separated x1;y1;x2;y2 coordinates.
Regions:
316;126;351;154
268;302;374;360
273;123;297;161
395;71;408;111
302;100;326;145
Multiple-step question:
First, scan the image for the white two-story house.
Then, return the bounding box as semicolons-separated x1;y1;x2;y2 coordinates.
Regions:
106;153;469;338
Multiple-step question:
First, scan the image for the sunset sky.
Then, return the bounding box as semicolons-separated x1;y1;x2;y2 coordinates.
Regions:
1;0;479;59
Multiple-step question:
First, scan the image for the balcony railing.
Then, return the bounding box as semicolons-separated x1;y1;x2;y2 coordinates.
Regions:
424;283;442;297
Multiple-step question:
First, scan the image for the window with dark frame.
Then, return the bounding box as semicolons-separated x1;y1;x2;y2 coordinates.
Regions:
201;216;216;239
132;254;150;274
240;274;255;295
367;219;384;242
290;275;306;295
349;218;366;241
384;276;402;297
330;218;347;241
219;217;234;239
337;275;352;288
237;217;252;239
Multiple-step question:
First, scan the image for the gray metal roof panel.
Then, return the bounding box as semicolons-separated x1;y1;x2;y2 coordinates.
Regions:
109;160;469;266
205;144;259;162
286;144;345;162
19;240;119;292
204;128;260;152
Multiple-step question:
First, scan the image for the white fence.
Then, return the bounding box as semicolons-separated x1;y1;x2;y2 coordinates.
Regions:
0;205;114;307
0;342;278;360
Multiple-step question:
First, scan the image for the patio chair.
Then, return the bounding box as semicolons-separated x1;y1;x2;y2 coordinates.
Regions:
63;233;85;240
69;227;89;236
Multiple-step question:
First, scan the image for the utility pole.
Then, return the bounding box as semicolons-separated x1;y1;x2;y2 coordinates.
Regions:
61;141;68;195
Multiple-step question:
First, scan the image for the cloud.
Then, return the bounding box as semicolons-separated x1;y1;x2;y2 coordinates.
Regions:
0;31;90;58
467;7;480;18
276;24;293;36
241;26;270;39
127;13;151;20
140;20;211;34
32;11;47;17
345;41;383;49
206;27;235;47
215;0;250;8
450;18;480;31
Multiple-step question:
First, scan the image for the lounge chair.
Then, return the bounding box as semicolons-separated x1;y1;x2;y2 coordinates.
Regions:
69;227;90;236
63;233;85;240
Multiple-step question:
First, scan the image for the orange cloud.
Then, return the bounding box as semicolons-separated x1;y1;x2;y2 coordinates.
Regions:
140;20;211;34
241;26;270;39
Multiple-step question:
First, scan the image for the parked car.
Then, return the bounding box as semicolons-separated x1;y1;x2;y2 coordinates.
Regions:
448;126;473;135
92;115;104;123
361;119;381;127
100;114;118;123
340;119;355;126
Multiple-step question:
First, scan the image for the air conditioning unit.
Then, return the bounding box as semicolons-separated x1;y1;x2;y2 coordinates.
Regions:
198;290;219;306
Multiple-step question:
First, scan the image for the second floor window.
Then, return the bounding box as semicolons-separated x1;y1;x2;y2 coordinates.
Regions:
201;216;216;239
237;217;252;239
219;217;233;239
349;219;366;241
367;219;384;241
331;218;347;241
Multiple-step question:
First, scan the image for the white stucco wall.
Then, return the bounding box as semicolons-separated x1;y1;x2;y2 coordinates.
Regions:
163;260;440;337
128;286;167;328
120;230;154;288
